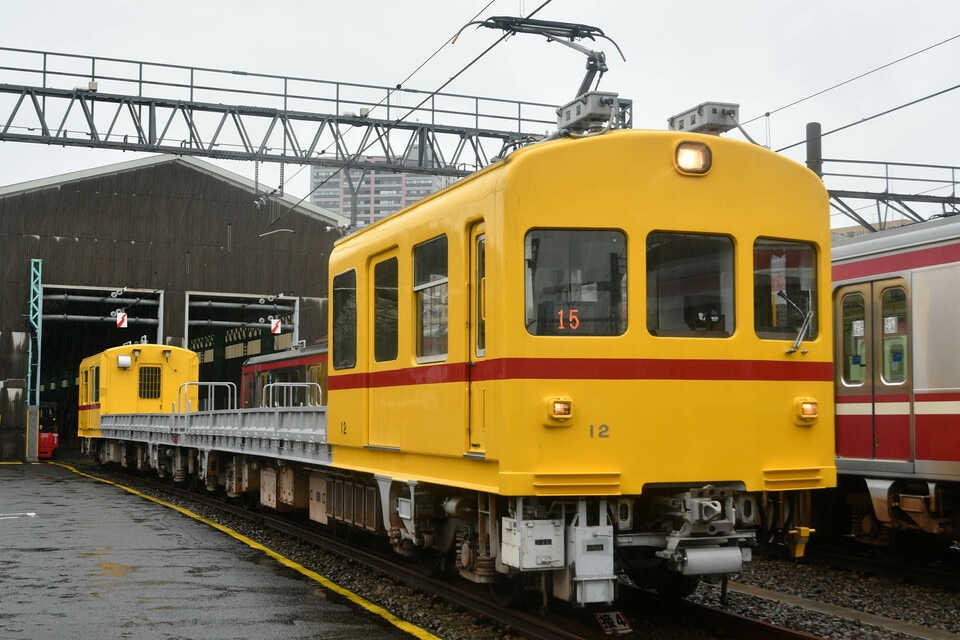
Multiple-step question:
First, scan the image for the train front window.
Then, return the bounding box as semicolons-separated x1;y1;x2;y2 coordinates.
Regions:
754;239;818;340
525;229;626;336
647;232;734;337
139;366;161;399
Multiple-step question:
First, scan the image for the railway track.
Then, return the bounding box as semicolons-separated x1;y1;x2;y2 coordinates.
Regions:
75;462;828;640
803;542;960;591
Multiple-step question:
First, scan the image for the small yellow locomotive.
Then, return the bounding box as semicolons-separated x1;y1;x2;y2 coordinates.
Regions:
78;344;199;440
80;125;836;607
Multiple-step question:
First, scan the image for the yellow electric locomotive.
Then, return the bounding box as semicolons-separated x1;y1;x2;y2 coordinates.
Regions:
78;344;199;467
78;126;835;607
78;344;199;438
326;127;836;602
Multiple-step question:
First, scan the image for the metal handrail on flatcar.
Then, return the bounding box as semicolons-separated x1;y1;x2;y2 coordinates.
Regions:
176;381;238;413
260;382;323;408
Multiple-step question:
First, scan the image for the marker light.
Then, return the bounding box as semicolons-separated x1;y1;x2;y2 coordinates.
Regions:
553;400;572;417
794;397;819;426
544;396;573;427
675;141;712;175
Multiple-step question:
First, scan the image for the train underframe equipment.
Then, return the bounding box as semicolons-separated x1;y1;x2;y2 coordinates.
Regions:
84;403;762;606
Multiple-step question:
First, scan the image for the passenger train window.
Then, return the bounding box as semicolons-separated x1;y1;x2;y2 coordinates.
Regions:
332;270;357;369
840;293;866;386
881;287;908;385
476;234;485;355
374;258;398;362
415;236;448;359
525;229;626;336
647;232;733;337
753;239;817;340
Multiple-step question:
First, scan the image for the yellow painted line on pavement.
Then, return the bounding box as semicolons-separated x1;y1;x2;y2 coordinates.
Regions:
52;462;441;640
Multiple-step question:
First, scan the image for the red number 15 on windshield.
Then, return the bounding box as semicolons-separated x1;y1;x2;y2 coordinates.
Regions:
557;308;580;331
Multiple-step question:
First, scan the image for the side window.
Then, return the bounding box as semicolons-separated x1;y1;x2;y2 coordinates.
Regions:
476;234;486;355
92;366;100;403
138;366;161;399
332;270;357;369
308;362;328;406
647;232;733;337
415;236;448;359
840;292;866;386
525;229;626;336
754;238;818;340
241;372;254;408
374;257;398;362
257;371;270;406
881;286;908;385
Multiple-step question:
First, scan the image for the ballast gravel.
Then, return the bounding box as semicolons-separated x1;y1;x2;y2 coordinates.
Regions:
111;473;959;640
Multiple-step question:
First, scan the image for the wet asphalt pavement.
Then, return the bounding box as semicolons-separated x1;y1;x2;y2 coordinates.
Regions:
0;463;418;639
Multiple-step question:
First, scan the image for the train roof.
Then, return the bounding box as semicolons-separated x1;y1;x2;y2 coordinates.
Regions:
242;343;328;367
333;128;810;246
81;343;195;360
832;214;960;263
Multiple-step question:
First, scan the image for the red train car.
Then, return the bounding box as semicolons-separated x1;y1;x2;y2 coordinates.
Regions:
37;402;59;460
830;215;960;549
240;343;328;408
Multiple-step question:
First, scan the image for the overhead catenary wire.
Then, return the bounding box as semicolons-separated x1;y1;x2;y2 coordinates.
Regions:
113;1;557;324
226;1;560;315
277;0;556;222
775;82;960;152
270;0;499;201
742;32;960;127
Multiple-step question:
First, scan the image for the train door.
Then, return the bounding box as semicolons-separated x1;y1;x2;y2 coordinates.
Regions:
468;225;486;454
835;279;912;461
367;250;401;448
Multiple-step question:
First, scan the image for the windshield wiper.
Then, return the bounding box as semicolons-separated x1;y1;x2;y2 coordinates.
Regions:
777;290;814;355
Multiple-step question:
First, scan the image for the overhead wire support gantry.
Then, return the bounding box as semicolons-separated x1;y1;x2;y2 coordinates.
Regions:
0;47;560;178
805;123;960;231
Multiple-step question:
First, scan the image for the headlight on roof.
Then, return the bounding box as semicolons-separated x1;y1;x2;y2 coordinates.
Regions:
675;141;712;175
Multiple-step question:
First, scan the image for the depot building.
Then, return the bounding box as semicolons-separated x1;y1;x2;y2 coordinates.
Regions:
0;155;347;460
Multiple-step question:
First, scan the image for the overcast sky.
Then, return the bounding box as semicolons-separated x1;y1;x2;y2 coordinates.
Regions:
1;0;958;226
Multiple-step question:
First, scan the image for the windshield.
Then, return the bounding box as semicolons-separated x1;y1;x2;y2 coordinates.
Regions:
524;229;626;336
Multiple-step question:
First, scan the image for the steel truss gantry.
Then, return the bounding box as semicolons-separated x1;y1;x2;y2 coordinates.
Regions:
819;158;960;231
804;124;960;231
0;47;563;178
3;48;956;232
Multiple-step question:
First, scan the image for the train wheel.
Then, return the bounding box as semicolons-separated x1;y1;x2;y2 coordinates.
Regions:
234;491;259;511
489;575;527;608
655;572;699;601
418;549;451;578
874;532;908;563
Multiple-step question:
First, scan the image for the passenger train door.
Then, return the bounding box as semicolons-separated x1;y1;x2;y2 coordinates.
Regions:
467;224;486;454
834;279;912;462
368;250;401;449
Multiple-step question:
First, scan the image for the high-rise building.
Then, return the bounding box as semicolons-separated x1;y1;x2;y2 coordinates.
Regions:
309;157;456;229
